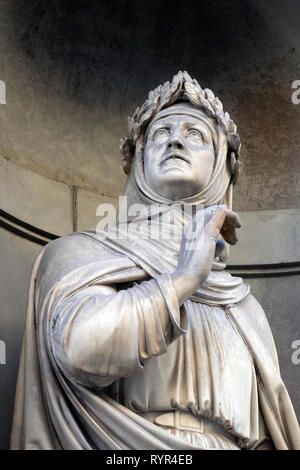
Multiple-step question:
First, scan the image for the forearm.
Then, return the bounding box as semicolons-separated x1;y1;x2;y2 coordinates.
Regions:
50;274;187;388
170;271;200;305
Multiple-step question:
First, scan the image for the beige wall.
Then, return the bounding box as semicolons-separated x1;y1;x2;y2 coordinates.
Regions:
0;0;299;210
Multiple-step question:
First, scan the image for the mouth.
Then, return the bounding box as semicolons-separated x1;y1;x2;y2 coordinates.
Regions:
162;153;190;165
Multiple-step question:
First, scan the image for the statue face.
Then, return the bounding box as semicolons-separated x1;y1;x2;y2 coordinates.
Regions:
143;113;215;200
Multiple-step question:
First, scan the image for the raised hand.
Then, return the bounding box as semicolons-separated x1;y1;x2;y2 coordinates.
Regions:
171;205;241;305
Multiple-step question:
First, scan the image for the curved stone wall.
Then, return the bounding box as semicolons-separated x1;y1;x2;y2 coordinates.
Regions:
0;0;299;209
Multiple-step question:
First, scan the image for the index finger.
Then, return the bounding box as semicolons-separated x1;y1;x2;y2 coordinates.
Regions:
210;206;241;231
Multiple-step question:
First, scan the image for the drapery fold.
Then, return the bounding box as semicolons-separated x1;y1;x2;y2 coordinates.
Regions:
9;98;300;450
10;234;300;450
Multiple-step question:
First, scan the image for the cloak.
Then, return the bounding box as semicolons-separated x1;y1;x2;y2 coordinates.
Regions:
10;101;300;450
10;230;300;450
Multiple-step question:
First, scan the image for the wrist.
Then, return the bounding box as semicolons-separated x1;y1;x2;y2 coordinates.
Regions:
170;270;199;305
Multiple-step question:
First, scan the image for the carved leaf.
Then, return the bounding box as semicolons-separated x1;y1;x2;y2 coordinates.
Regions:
201;98;214;116
121;71;240;176
204;88;215;104
224;111;230;123
184;81;201;107
183;71;193;82
214;97;223;114
227;132;241;153
228;119;237;133
216;112;227;132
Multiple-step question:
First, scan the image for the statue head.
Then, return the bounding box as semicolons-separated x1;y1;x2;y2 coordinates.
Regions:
120;71;242;206
142;103;217;200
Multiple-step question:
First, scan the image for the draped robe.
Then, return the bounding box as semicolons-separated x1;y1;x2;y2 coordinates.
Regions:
10;216;300;450
10;105;300;450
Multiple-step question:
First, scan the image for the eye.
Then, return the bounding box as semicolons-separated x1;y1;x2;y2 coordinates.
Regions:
153;128;170;140
186;129;203;140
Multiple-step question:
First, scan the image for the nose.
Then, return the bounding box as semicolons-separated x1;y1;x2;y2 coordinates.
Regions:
167;135;184;150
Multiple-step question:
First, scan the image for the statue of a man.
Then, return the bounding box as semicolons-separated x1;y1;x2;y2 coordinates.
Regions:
10;72;300;450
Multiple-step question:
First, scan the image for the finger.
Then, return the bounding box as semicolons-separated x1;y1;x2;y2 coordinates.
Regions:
183;208;206;242
205;207;240;242
222;211;241;230
221;226;239;245
221;210;241;245
214;206;241;229
210;208;241;234
204;206;227;238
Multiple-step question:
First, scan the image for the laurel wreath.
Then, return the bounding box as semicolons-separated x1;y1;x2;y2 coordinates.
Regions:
120;71;242;184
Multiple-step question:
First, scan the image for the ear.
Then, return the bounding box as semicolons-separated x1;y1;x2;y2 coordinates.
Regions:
120;137;135;175
219;184;233;263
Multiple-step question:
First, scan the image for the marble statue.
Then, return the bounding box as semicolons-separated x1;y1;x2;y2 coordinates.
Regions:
10;71;300;450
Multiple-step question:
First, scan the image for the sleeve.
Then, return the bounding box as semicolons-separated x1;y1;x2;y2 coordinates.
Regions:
249;413;275;450
49;273;188;389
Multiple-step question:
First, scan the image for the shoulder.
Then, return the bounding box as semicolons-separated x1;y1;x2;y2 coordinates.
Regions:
36;233;128;287
41;233;112;267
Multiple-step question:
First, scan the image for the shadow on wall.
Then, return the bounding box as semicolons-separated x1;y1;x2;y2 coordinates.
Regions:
10;0;268;107
4;0;300;209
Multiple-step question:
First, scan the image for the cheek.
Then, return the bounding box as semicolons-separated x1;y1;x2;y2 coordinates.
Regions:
206;150;215;171
144;144;162;169
143;146;159;185
143;145;152;169
143;156;151;184
194;149;215;179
